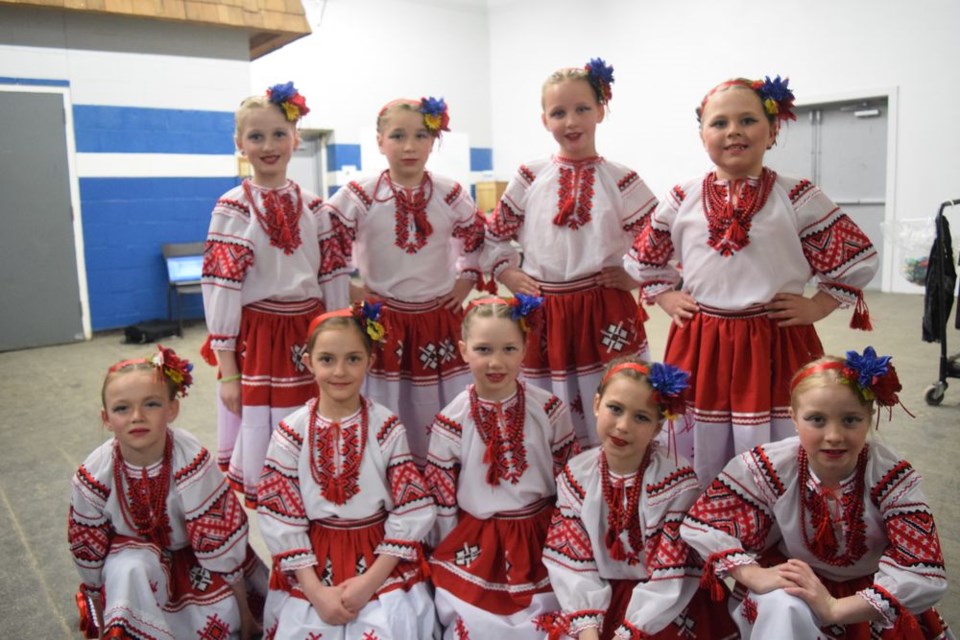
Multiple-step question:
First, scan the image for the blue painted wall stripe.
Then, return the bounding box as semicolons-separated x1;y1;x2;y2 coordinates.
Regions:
470;147;493;172
327;143;362;172
0;76;70;87
80;176;239;330
73;105;235;154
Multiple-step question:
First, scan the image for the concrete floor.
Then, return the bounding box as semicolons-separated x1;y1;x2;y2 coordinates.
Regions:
1;290;957;637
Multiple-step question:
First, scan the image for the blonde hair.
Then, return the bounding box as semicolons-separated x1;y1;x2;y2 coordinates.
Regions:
461;300;526;341
541;68;596;108
306;316;372;355
234;96;296;137
376;99;424;134
101;361;178;407
696;79;777;127
596;355;664;425
789;356;876;414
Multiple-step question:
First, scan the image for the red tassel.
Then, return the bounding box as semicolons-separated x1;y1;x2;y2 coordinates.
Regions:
200;335;218;367
725;216;747;246
699;561;727;602
413;208;434;239
534;612;569;640
553;197;576;226
416;542;432;580
894;609;921;635
268;560;292;591
476;274;498;295
75;590;100;638
811;510;838;558
850;292;873;331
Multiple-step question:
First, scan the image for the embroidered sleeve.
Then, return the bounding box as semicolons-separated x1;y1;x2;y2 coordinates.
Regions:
546;395;579;477
446;183;488;284
860;460;948;626
424;413;463;543
621;464;703;635
176;442;250;581
68;464;114;591
201;197;256;351
376;416;436;561
680;448;779;576
542;465;608;634
623;188;683;302
256;420;316;575
792;179;879;306
617;169;659;233
483;166;532;278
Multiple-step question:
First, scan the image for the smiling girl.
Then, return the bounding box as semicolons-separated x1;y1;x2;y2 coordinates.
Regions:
256;304;436;640
426;296;579;638
625;76;879;484
681;348;952;639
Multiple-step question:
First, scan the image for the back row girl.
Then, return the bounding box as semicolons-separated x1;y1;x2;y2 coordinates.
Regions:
485;58;658;446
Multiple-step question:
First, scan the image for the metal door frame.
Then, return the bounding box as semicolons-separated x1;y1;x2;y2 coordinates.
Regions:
795;86;899;292
2;82;91;339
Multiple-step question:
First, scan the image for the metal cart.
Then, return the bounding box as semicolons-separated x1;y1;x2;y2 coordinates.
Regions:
924;199;960;405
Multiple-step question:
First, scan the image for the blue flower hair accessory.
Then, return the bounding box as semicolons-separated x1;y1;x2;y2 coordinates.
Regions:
755;75;796;122
648;362;690;420
507;293;543;333
267;81;310;122
584;57;615;105
420;96;450;137
841;346;901;408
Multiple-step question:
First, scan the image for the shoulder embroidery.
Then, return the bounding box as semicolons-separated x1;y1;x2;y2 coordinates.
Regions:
519;164;536;184
376;415;402;447
671;185;686;203
175;448;209;484
216;197;250;218
307;196;323;212
751;446;785;497
76;465;110;502
347;181;373;209
618;171;639;192
647;466;698;501
560;465;586;502
788;179;814;204
444;182;463;206
543;394;563;419
870;459;914;506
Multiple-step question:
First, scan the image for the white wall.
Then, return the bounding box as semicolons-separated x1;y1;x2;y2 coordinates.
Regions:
487;0;960;293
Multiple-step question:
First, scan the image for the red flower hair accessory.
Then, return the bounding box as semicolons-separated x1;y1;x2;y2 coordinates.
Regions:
267;81;310;122
151;345;194;397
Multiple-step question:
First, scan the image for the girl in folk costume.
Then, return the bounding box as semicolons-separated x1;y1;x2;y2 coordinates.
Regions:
68;346;267;640
256;304;437;640
201;82;350;507
321;97;488;466
625;76;879;484
539;357;737;640
681;348;953;639
426;296;579;639
484;58;658;446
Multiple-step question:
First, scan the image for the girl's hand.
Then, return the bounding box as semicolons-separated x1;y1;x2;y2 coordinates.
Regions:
599;266;639;291
498;268;540;296
438;278;475;310
578;628;601;640
219;380;242;415
730;563;793;595
338;573;379;613
308;584;356;625
765;291;839;327
778;559;836;621
349;282;369;304
228;580;262;640
654;290;699;328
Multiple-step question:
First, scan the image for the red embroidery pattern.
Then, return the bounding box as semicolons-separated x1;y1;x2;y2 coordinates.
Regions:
801;214;875;276
798;447;868;566
701;169;777;256
618;171;639;192
68;509;111;565
319;213;354;279
186;486;246;556
309;399;368;505
198;613;230;639
488;200;523;240
885;510;944;568
469;385;528;486
76;465;110;501
243;180;303;255
647;516;690;571
113;434;173;547
671;185;687;203
454;617;470;639
174;448;208;484
741;595;758;624
258;463;307;520
452;211;486;254
788;179;814;203
203;241;254;284
519;165;536;184
686;479;773;550
632;223;673;267
544;505;593;564
445;182;463;205
554;164;596;229
424;458;458;510
601;449;649;565
387;459;430;509
374;171;434;254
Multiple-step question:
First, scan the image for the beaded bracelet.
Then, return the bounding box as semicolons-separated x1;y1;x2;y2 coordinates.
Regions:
220;373;242;383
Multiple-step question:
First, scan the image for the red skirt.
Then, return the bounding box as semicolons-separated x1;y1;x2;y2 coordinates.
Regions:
524;275;647;377
271;512;427;600
237;298;322;408
665;304;823;422
430;499;554;615
374;298;469;383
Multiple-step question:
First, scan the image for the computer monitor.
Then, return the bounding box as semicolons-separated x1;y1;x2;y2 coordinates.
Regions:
166;255;203;284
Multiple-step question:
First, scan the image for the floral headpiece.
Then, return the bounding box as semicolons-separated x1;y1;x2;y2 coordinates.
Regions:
467;294;544;333
602;361;690;420
697;75;796;124
791;347;907;422
307;301;386;345
419;96;450;137
267;81;310;122
109;345;194;398
584;57;615;105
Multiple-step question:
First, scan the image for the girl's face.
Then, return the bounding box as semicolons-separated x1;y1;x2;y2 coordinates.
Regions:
235;106;299;188
377;109;435;187
791;382;871;487
102;369;178;466
542;78;605;160
699;87;776;181
304;325;373;417
459;315;526;402
594;375;660;474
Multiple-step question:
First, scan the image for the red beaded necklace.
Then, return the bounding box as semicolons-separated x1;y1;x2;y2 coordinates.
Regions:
469;384;528;486
113;433;173;547
375;170;434;254
701;168;776;256
243;179;303;255
600;448;650;565
308;398;368;505
797;446;869;566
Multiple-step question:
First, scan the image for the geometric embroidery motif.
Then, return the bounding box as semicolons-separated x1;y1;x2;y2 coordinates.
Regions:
569;393;584;418
436;338;457;365
321;557;334;586
190;565;213;591
291;343;308;373
198;613;230;639
600;322;631;353
741;595;758;624
671;609;696;638
362;632;380;640
455;543;481;567
355;554;367;575
455;617;471;639
419;343;441;370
